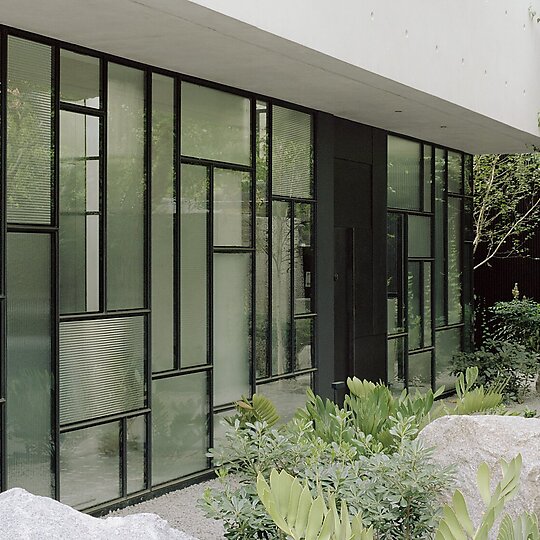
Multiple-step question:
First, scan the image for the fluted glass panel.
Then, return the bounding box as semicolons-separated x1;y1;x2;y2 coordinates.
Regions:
448;197;463;324
127;415;146;494
423;145;433;212
408;261;422;351
448;151;463;194
60;50;100;108
387;136;421;211
434;148;446;326
408;215;431;258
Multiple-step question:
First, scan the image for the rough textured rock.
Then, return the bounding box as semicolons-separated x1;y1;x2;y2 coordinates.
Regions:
418;415;540;530
0;488;196;539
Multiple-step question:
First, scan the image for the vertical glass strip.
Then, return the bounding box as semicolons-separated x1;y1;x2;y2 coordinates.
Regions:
434;148;446;326
447;151;463;194
448;197;463;324
423;145;433;212
387;337;405;391
126;415;146;494
423;262;433;348
387;136;421;211
408;261;422;351
294;203;313;315
151;74;175;372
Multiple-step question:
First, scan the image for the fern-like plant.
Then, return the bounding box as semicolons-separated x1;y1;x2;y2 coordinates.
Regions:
233;393;280;428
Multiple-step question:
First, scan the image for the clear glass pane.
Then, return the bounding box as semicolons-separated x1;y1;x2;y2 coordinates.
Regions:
424;262;433;347
434;148;446;326
464;197;474;242
151;74;175;372
387;213;404;334
181;82;250;165
294;203;314;315
464;154;473;196
387;135;421;211
152;373;208;485
181;164;208;367
127;415;146;494
448;197;463;324
60;111;100;314
423;144;433;212
435;327;462;390
213;253;252;406
387;338;405;391
408;215;431;258
448;151;463;194
6;233;53;496
213;169;252;247
408;351;432;391
272;106;313;199
7;37;52;224
463;242;474;353
107;63;145;310
60;422;120;509
408;261;422;351
295;317;314;370
60;50;100;108
272;201;292;375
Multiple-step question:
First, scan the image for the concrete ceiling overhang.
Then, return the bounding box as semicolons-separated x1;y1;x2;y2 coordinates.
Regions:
1;0;539;154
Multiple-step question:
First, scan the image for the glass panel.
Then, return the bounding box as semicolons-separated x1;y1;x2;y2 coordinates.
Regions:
181;164;208;367
435;327;462;390
408;261;422;351
464;198;474;242
448;151;463;194
387;135;421;211
408;215;431;258
423;144;433;212
6;233;53;496
59;317;145;425
387;213;404;334
295;317;314;370
448;197;463;324
60;50;100;108
257;374;311;423
408;351;432;391
151;74;175;372
294;203;314;314
272;106;313;199
181;82;250;165
387;338;405;391
213;410;236;452
7;37;52;224
272;201;292;375
107;63;145;310
152;373;208;485
213;253;252;406
60;422;120;509
213;169;252;247
127;415;146;494
255;101;269;379
424;262;433;347
464;154;473;196
59;111;100;314
463;242;474;353
434;148;446;326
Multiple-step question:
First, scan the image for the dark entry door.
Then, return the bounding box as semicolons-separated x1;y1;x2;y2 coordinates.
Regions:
333;226;354;403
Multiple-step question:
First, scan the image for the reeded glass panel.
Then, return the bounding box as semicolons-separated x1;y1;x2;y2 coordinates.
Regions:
388;338;405;391
294;204;314;315
59;111;100;314
107;63;145;310
7;37;52;224
408;215;431;258
408;351;432;391
387;213;404;334
152;74;175;372
295;317;314;370
257;374;311;423
152;373;208;485
59;317;145;425
463;242;474;353
448;151;463;194
60;50;100;108
60;422;120;509
127;415;146;494
6;233;53;496
448;197;463;324
387;136;421;211
464;154;473;196
435;328;462;390
408;262;422;351
181;82;250;165
434;148;446;326
181;164;208;367
272;201;292;375
255;101;269;379
213;253;251;406
213;169;252;247
272;106;313;199
423;145;433;212
464;198;474;243
424;262;433;347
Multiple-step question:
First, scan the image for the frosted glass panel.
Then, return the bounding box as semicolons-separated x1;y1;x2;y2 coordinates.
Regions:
7;37;52;224
448;197;463;324
181;83;250;165
388;338;405;391
213;254;251;406
213;168;252;247
424;262;433;347
387;136;421;211
257;374;311;423
448;151;463;194
107;63;145;310
436;328;462;390
295;317;314;370
408;215;431;258
151;74;175;372
181;164;208;367
152;373;208;485
434;148;446;326
408;351;432;391
60;422;120;509
423;145;433;212
60;50;100;108
387;213;404;334
408;262;422;351
6;233;53;496
127;415;146;494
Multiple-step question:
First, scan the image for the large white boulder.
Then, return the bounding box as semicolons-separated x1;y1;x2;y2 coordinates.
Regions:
418;415;540;528
0;488;197;540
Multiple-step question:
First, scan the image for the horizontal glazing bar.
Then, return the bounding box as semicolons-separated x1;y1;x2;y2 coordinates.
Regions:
60;309;150;321
59;408;151;433
151;364;213;380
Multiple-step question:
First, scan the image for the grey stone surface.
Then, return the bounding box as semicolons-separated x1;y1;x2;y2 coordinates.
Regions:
0;488;195;539
418;415;540;531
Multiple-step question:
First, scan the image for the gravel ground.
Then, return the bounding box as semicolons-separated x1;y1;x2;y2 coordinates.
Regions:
110;479;225;540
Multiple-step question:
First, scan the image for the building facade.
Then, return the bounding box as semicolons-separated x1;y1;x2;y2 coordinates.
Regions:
0;0;539;513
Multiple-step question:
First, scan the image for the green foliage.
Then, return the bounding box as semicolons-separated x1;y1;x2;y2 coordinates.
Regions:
435;454;540;540
234;394;280;428
256;469;374;540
